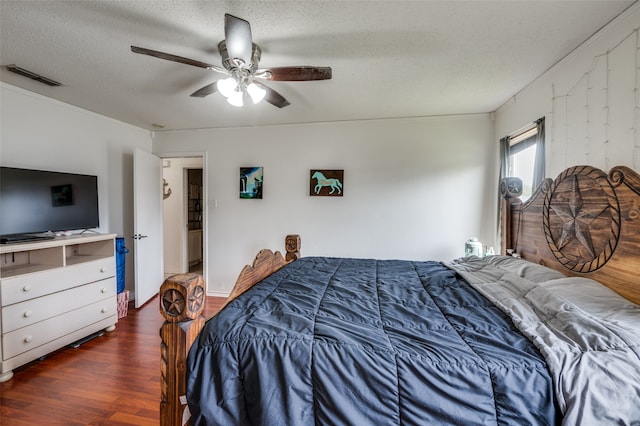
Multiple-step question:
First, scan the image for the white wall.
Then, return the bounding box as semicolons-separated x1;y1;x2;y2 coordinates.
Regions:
495;3;640;178
0;82;152;295
153;114;495;295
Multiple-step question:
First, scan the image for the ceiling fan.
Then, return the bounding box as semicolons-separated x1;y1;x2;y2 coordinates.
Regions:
131;14;332;108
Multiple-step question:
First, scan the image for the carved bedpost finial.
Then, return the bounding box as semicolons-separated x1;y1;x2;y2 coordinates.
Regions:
160;273;205;322
609;166;640;196
500;177;523;199
159;274;206;426
500;178;523;255
285;234;301;261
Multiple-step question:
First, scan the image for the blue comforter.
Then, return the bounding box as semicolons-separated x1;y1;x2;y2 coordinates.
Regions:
187;257;559;425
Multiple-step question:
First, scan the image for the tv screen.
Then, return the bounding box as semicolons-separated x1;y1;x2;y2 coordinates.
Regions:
0;167;99;241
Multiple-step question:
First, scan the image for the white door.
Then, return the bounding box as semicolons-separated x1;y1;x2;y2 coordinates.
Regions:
133;148;163;308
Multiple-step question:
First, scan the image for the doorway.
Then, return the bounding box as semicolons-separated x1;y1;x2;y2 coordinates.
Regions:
186;168;203;274
161;157;205;279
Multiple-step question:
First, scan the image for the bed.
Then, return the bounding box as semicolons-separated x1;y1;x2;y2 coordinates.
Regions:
159;165;640;426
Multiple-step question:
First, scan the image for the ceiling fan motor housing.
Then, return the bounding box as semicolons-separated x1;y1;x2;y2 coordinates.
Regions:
218;41;261;72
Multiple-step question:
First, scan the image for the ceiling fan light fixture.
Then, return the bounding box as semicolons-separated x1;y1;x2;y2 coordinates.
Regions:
247;83;266;104
226;90;244;107
131;14;330;109
217;77;238;98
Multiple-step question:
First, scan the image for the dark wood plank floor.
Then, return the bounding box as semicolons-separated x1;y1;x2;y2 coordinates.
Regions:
0;295;225;425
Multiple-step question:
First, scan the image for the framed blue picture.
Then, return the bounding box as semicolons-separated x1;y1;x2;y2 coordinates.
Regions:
240;167;263;199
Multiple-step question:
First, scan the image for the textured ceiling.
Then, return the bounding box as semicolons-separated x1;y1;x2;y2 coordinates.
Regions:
0;1;635;131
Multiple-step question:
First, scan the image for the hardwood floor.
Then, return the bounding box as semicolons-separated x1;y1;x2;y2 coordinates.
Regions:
0;295;226;425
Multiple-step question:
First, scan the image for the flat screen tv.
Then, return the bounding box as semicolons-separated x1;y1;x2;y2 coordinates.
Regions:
0;166;99;243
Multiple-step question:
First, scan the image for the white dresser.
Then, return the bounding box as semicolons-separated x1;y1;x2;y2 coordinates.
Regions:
0;233;118;382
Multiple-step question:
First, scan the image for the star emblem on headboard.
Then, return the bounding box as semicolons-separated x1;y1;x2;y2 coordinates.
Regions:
550;175;610;257
543;166;621;272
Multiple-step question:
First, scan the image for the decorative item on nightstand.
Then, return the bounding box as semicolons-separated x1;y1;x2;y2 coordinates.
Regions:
500;177;523;198
285;234;301;261
465;237;483;257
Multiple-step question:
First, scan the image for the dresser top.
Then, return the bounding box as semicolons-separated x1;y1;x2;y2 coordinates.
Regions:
0;233;117;254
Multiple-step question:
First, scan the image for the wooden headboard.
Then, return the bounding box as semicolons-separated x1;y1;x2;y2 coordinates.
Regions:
501;165;640;305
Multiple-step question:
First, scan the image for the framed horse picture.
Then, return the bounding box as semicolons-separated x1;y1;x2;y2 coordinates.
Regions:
310;169;343;197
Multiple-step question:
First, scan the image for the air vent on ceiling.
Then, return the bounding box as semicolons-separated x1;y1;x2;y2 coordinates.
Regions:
5;64;62;87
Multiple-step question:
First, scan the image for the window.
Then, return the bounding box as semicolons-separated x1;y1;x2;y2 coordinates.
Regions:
500;118;545;202
508;127;538;200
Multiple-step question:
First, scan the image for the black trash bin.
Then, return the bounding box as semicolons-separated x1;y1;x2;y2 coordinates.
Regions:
115;237;129;294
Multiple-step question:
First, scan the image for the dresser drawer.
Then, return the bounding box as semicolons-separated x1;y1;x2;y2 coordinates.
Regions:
2;297;117;360
1;257;115;306
2;277;116;333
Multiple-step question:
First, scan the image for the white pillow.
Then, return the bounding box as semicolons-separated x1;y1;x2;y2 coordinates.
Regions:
540;277;640;327
480;255;567;283
459;256;640;333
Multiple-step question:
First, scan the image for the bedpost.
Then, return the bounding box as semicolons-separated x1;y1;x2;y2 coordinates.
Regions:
499;177;523;255
285;234;301;261
159;273;206;426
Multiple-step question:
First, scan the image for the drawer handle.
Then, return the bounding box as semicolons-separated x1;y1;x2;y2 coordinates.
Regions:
24;335;33;343
23;310;32;318
100;267;106;273
101;308;107;314
101;287;107;293
22;284;32;292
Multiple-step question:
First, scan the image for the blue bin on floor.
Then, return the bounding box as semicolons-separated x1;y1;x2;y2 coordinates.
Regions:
116;237;129;294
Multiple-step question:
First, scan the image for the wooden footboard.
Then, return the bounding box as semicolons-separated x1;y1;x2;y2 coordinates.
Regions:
159;235;300;426
220;249;291;310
